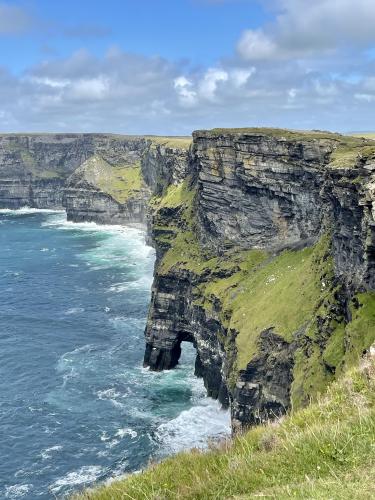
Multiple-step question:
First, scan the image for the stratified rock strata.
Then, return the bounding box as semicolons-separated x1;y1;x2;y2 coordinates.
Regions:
1;128;375;432
143;128;375;431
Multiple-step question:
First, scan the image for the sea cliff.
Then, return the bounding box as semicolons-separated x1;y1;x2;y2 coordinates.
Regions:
142;128;375;430
1;128;375;432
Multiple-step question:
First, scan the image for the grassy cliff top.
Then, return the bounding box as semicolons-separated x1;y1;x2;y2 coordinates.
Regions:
145;136;192;149
193;126;375;143
195;127;344;139
351;132;375;139
74;353;375;500
194;127;375;168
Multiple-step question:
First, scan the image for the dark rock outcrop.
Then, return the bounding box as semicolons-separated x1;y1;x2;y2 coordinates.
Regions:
192;130;333;251
231;330;294;432
141;140;191;196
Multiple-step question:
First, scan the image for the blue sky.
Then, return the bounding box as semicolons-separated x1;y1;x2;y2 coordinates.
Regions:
1;0;270;72
0;0;375;133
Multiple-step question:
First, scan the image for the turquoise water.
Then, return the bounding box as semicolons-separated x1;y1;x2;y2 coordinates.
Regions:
0;210;230;499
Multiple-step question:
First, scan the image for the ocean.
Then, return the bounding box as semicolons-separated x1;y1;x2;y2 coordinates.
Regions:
0;209;230;499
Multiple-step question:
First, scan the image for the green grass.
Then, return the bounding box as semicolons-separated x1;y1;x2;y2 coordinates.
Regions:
202;236;334;370
155;207;375;401
351;132;375;139
152;181;195;210
328;144;375;168
73;354;375;500
78;155;143;204
196;127;346;140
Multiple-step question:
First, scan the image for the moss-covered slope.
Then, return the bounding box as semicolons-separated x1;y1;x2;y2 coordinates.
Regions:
70;154;144;204
152;180;375;407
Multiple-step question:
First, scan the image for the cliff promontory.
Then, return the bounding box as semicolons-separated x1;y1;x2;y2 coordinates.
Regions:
143;128;375;430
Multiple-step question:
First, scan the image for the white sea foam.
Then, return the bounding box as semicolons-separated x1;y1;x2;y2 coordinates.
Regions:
49;465;103;494
4;484;32;498
39;445;63;460
115;427;138;439
0;207;64;214
106;439;120;448
64;307;85;315
97;388;121;400
156;398;230;454
42;213;155;276
42;214;146;238
108;275;153;293
100;431;110;442
153;373;231;454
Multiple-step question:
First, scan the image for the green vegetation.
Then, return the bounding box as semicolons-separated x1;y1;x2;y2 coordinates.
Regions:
202;127;347;140
74;354;375;499
152;180;195;210
352;132;375;139
328;143;375;168
79;155;143;204
203;237;334;370
153;181;375;396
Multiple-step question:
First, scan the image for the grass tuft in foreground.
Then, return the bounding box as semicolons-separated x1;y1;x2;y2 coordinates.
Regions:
74;352;375;499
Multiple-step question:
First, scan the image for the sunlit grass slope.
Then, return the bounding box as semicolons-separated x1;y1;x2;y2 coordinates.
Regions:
74;352;375;500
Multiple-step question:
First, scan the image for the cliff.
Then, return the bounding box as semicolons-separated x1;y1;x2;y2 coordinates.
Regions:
143;128;375;431
0;133;191;224
1;128;375;434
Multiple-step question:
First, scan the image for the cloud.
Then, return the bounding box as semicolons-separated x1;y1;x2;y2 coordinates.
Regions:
0;43;373;135
238;30;279;61
174;76;197;107
199;68;229;100
0;3;34;34
238;0;375;61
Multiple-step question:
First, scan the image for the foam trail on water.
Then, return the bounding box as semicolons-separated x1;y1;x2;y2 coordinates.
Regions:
0;207;64;214
49;466;104;495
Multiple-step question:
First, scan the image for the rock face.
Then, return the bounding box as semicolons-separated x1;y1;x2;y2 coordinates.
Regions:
0;134;152;223
143;129;375;431
2;128;375;433
141;141;191;195
63;138;151;224
0;134;91;209
192;130;332;250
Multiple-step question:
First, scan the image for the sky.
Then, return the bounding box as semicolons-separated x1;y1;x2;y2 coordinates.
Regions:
0;0;375;134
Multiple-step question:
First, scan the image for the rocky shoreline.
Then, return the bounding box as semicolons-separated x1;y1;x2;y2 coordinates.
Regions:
2;129;375;432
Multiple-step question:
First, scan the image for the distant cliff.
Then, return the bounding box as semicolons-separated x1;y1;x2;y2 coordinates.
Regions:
0;133;190;224
2;128;375;432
